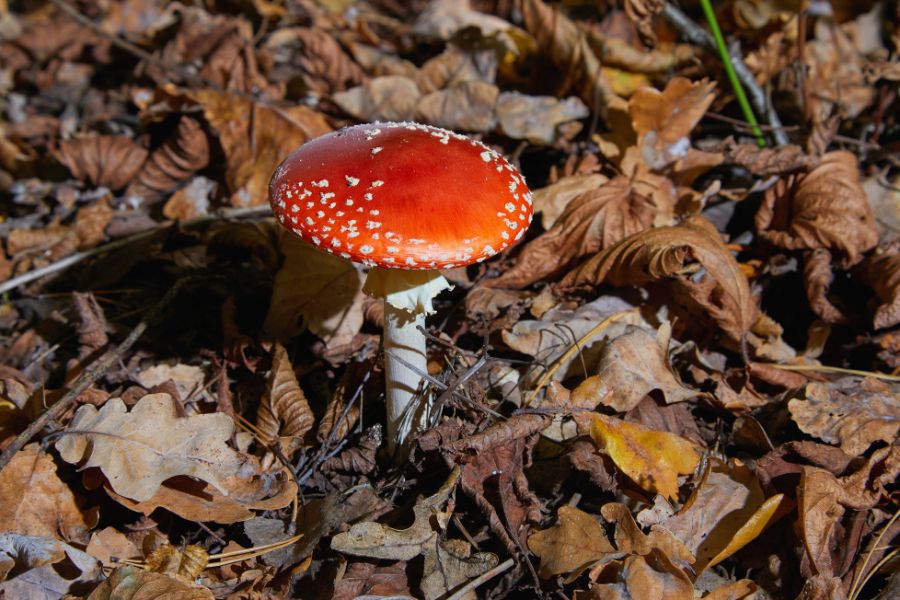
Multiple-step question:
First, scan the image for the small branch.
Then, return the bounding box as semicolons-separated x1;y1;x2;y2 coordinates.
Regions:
0;206;271;296
661;3;789;146
445;558;515;600
0;277;193;473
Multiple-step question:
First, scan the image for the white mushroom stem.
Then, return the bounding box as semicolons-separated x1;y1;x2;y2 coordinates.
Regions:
363;267;452;452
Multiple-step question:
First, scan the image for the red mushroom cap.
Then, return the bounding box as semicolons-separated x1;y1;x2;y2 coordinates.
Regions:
269;122;532;270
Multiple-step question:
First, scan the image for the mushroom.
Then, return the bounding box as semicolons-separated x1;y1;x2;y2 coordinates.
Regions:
269;122;532;452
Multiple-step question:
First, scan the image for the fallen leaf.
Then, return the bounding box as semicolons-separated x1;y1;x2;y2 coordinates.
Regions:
569;324;698;412
495;91;588;145
136;363;205;402
85;527;141;566
532;173;609;230
264;233;365;348
563;216;757;341
0;444;95;542
263;27;366;94
55;393;247;502
721;139;815;176
86;565;214;600
54;135;147;190
600;503;694;564
658;460;783;573
412;0;520;51
756;151;878;268
256;342;314;451
0;533;65;582
591;414;700;500
145;544;208;579
416;80;499;132
629;78;716;170
415;44;498;94
162;176;214;221
788;377;900;455
333;76;421;122
125;116;211;203
333;561;412;600
489;177;657;289
581;551;694;600
187;87;331;206
527;505;614;578
858;244;900;329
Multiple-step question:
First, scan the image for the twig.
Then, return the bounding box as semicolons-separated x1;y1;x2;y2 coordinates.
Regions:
771;363;900;382
0;277;193;473
661;3;789;146
445;558;515;600
0;206;271;295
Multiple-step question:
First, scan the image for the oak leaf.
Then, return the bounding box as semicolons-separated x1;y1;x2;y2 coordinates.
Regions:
256;342;314;450
563;216;757;341
489;177;658;289
55;393;247;502
788;377;899;455
591;414;700;500
527;505;614;578
0;444;95;542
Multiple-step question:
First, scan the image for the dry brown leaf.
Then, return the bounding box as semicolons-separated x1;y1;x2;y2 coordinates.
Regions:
415;44;498;94
518;0;620;112
629;78;716;170
659;460;783;573
86;565;214;600
136;363;205;403
532;174;609;230
756;151;878;268
591;414;700;500
317;378;362;444
186;88;331;206
73;291;109;353
416;80;499;132
146;544;208;579
162;176;214;221
623;0;665;43
788;377;899;455
256;342;314;450
125;116;211;203
74;197;114;250
55;393;247;502
412;0;520;49
859;244;900;329
527;506;614;578
54;135;147;190
334;561;412;600
563;216;757;341
264;233;365;347
599;503;694;564
0;444;94;542
569;324;698;412
721;139;815;176
85;528;141;566
488;177;657;289
804;248;847;323
0;534;101;597
263;27;366;94
321;425;381;475
495;91;588;145
581;551;694;600
0;533;65;582
333;76;421;122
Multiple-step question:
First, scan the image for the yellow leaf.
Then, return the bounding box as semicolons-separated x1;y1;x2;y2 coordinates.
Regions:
527;505;614;578
590;414;700;499
705;493;783;570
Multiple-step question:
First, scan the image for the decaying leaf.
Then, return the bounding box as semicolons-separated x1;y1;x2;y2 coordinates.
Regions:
591;414;700;499
756;151;878;268
489;177;657;289
333;561;412;600
563;216;757;341
332;468;499;599
145;544;208;579
55;393;247;502
527;505;614;578
532;173;609;230
569;324;698;412
0;533;65;582
789;377;900;455
264;233;365;348
0;534;101;598
599;503;694;565
583;551;694;599
0;444;95;542
416;80;499;132
86;565;214;600
859;244;900;329
256;342;314;450
333;76;421;123
54;135;148;190
495;91;588;145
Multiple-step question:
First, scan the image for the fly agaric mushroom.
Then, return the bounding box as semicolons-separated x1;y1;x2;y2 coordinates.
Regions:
269;122;532;451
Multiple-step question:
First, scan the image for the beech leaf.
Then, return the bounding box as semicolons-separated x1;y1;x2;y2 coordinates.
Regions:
256;342;315;449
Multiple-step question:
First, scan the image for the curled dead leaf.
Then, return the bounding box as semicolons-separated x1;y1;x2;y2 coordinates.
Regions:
858;244;900;329
488;177;657;289
86;565;213;600
756;151;878;268
256;342;314;451
563;217;757;341
54;135;147;190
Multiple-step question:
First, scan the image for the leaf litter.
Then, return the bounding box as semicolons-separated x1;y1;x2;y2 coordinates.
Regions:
0;0;897;598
